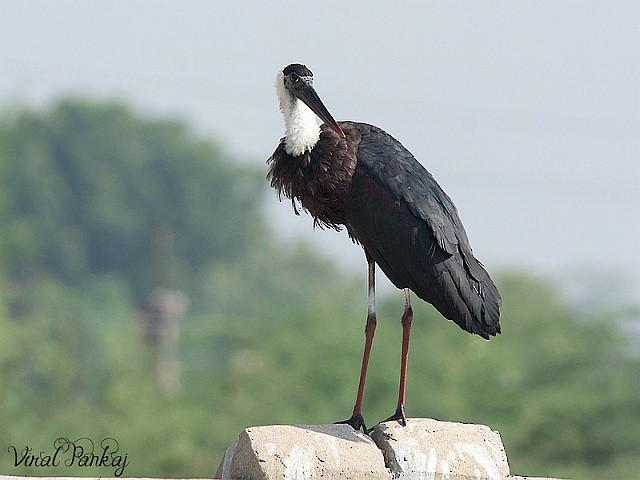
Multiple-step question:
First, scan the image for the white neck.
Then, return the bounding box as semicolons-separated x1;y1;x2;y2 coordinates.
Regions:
276;70;320;156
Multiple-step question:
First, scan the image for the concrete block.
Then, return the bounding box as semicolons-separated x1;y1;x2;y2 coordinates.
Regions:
215;423;390;479
370;418;510;480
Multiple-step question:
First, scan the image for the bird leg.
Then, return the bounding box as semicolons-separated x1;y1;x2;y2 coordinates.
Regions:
384;288;413;426
336;256;377;433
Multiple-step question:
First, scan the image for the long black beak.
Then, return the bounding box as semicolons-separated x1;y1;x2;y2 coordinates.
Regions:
296;82;345;138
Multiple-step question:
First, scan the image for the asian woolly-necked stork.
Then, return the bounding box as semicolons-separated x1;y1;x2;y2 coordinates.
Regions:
267;63;501;432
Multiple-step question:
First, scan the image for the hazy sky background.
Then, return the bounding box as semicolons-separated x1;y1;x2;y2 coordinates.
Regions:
1;1;638;304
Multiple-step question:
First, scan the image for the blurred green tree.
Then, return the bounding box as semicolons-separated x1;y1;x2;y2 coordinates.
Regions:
0;99;265;301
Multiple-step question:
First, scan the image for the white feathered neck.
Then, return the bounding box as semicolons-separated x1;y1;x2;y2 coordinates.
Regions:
275;70;320;156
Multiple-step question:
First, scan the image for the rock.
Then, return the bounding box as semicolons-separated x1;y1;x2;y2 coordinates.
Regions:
369;418;510;480
215;419;565;479
215;423;390;479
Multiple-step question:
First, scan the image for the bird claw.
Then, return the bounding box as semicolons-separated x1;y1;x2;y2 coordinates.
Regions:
335;413;367;433
382;405;407;426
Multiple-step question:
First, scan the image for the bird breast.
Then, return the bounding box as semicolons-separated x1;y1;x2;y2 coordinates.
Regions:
267;122;360;229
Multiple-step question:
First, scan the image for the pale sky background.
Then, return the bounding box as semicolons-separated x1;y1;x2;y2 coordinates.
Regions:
1;1;638;305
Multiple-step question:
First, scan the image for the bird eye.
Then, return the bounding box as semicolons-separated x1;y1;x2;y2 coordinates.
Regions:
290;73;300;83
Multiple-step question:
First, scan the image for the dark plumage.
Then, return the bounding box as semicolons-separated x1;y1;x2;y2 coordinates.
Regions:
268;64;501;431
269;121;500;338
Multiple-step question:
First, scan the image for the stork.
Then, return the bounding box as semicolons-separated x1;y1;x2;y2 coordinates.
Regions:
267;63;501;432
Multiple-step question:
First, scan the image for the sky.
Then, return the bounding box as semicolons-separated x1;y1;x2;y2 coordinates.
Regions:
1;1;639;304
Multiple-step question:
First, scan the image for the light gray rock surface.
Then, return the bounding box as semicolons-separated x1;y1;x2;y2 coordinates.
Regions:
215;419;564;480
370;418;509;479
215;423;389;479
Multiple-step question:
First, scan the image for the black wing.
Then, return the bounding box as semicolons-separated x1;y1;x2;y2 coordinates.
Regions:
344;123;501;338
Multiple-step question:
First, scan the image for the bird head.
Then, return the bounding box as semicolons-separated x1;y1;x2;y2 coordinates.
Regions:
276;64;345;143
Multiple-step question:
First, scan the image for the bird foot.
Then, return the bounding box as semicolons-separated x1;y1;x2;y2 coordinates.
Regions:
382;404;407;426
335;413;367;433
